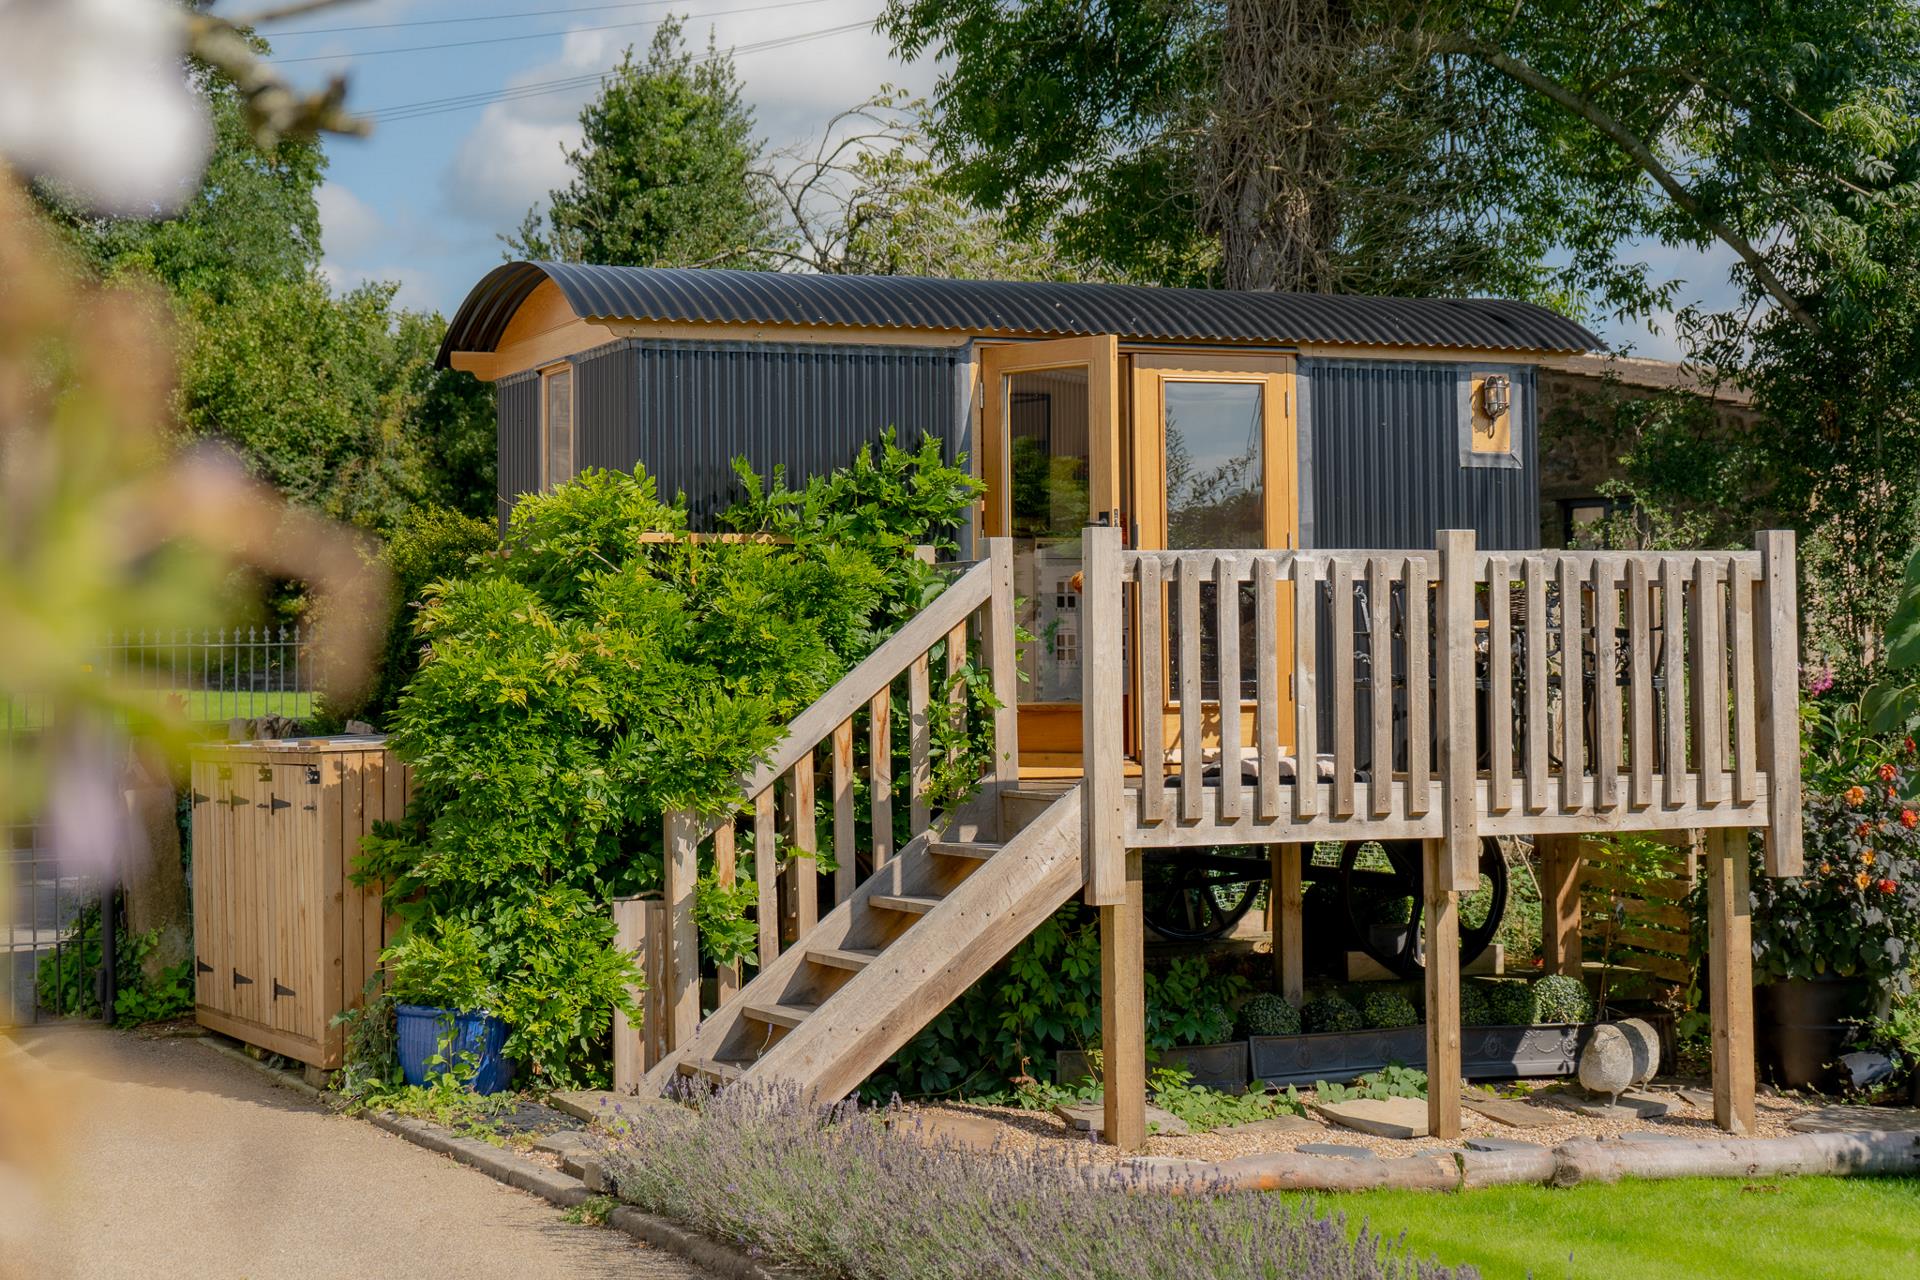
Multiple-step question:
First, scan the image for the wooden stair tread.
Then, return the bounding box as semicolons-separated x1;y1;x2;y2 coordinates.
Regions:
927;840;1001;860
741;1000;816;1029
807;945;884;972
676;1055;749;1082
869;892;943;915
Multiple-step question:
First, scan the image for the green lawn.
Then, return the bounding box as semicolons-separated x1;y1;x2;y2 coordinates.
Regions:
1300;1176;1920;1279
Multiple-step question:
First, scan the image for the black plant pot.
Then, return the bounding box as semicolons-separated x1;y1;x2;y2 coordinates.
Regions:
1755;978;1869;1089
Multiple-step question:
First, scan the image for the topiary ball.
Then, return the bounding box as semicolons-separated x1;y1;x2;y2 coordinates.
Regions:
1241;991;1303;1037
1531;974;1593;1024
1361;990;1421;1029
1459;980;1494;1027
1302;994;1364;1034
1484;978;1538;1026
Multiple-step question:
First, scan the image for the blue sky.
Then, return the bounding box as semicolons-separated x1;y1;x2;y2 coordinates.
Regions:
233;1;1730;360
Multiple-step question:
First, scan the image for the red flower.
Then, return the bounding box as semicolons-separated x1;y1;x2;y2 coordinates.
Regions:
1879;879;1899;894
1906;737;1916;755
1902;810;1916;829
1858;821;1875;838
1881;764;1898;783
1891;786;1900;801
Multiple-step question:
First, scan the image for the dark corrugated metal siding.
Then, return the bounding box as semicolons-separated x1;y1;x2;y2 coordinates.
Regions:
574;338;963;524
440;262;1601;365
495;371;540;532
1302;359;1538;551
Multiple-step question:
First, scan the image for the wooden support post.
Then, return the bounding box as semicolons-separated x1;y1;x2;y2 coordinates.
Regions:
1538;835;1584;977
1755;532;1802;876
1272;843;1304;1008
611;895;647;1093
662;810;701;1051
713;822;741;1000
1423;837;1462;1141
1083;525;1127;905
984;536;1021;785
1101;850;1146;1151
1707;826;1756;1135
1435;530;1481;891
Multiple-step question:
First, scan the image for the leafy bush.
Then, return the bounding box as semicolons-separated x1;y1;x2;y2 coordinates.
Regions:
1532;974;1593;1024
33;902;194;1026
365;438;984;1085
1361;990;1421;1029
1312;1065;1428;1103
1459;980;1493;1027
381;918;495;1010
598;1083;1472;1280
1148;1066;1302;1133
1241;991;1302;1037
1302;994;1364;1034
1482;979;1539;1026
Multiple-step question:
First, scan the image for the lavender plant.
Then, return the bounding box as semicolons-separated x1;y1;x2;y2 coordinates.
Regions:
596;1083;1476;1280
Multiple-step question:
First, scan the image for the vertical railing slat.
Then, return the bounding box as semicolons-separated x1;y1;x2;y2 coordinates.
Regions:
1331;559;1356;818
1137;556;1165;824
1593;558;1622;812
1729;559;1758;805
789;753;818;937
1216;555;1243;820
1254;556;1281;820
1403;554;1431;817
984;537;1021;786
1368;557;1393;817
1756;532;1802;875
1292;556;1319;821
1486;556;1512;813
754;789;779;965
714;820;740;999
1177;555;1204;822
831;718;855;907
1524;558;1550;812
1628;559;1655;808
1558;558;1585;812
1692;560;1728;805
1661;558;1687;808
868;687;893;866
908;649;931;833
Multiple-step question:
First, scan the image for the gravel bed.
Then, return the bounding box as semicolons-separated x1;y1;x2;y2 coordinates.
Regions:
904;1079;1820;1165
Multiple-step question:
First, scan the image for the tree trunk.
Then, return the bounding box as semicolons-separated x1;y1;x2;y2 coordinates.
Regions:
1206;0;1352;292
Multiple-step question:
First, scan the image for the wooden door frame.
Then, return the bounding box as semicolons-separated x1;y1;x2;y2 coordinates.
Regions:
978;336;1122;537
1129;353;1301;757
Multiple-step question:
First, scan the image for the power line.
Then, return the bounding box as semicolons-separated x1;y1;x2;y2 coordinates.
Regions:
275;0;841;65
363;20;871;123
270;1;680;38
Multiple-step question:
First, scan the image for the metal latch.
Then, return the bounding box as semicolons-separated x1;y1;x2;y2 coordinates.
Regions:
304;764;322;785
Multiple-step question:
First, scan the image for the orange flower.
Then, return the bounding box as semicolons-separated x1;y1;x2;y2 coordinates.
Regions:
1880;763;1898;783
1880;879;1899;894
1858;821;1875;838
1902;810;1916;829
1847;786;1867;806
1893;786;1902;801
1819;861;1833;874
1857;871;1873;889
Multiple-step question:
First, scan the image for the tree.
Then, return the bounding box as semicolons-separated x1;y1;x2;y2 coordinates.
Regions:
766;93;1078;280
509;18;779;267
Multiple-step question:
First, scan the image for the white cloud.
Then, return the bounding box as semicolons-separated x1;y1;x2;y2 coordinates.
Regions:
316;180;385;262
319;259;442;314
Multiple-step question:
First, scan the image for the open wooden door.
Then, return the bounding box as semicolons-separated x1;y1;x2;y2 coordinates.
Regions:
979;337;1121;772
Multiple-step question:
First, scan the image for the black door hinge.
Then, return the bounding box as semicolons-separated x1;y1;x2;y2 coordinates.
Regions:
190;790;210;805
225;793;248;808
232;969;254;987
196;959;213;974
273;981;295;1000
266;795;290;813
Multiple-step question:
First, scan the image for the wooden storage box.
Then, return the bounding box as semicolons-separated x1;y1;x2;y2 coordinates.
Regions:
189;736;411;1069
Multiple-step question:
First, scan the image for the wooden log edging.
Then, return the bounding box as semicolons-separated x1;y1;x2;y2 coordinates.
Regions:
1102;1131;1920;1195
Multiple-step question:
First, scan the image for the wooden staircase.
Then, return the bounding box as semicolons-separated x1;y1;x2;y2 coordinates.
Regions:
646;784;1082;1102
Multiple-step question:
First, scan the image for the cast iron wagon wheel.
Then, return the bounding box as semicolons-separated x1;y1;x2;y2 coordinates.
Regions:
1141;848;1268;941
1335;838;1508;979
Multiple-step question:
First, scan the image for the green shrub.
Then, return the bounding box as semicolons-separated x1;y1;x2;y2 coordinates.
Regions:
1483;978;1538;1026
1240;991;1302;1037
1459;980;1493;1027
381;918;495;1010
1301;994;1363;1034
1361;990;1420;1029
1532;974;1593;1023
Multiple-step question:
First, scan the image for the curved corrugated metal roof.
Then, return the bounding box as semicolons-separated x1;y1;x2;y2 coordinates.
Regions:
436;261;1602;367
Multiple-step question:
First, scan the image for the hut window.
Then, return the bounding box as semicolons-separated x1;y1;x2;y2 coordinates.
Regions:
542;365;574;488
1459;367;1522;469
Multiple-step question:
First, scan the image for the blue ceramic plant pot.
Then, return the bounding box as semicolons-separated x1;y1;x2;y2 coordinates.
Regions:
395;1003;514;1094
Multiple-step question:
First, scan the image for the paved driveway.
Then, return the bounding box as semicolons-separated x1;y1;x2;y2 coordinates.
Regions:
0;1025;711;1280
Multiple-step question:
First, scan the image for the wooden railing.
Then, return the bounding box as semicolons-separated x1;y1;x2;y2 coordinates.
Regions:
1082;526;1802;905
645;540;1019;1058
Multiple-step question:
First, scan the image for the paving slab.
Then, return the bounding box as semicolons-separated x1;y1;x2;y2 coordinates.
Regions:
1460;1093;1562;1129
1054;1101;1191;1137
1788;1105;1920;1134
1310;1096;1429;1140
1214;1113;1322;1138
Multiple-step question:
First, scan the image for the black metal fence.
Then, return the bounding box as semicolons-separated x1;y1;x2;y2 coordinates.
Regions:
2;626;312;1026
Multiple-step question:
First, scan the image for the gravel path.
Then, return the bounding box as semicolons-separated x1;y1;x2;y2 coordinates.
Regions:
0;1025;713;1280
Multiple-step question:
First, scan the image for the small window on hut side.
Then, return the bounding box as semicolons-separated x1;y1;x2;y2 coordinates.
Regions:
1459;367;1521;469
542;364;574;489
